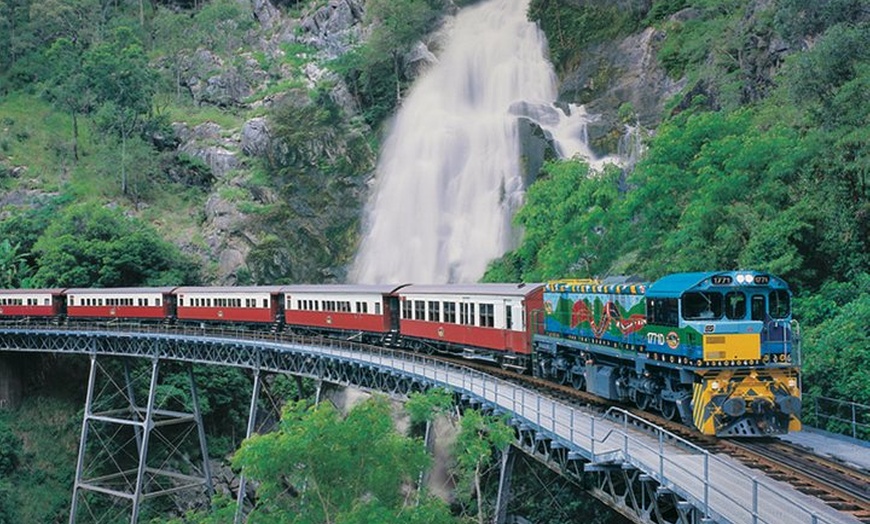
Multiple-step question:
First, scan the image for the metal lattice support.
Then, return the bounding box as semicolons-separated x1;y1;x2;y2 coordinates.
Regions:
69;356;212;524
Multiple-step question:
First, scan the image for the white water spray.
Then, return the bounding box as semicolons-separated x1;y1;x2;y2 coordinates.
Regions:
351;0;606;284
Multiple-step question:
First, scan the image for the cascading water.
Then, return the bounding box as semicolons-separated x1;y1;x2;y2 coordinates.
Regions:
350;0;609;284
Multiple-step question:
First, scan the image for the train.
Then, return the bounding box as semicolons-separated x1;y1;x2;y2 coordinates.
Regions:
0;270;801;437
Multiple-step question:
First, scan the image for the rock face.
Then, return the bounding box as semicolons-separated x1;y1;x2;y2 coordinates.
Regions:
181;49;269;107
293;0;367;57
558;26;685;156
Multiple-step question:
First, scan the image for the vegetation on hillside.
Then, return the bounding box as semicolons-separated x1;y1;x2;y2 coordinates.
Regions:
490;0;870;408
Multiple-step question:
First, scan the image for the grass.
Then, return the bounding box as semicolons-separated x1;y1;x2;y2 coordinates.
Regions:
0;93;83;192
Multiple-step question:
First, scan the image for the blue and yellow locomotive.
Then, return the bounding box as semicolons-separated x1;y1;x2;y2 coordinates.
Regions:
533;271;801;436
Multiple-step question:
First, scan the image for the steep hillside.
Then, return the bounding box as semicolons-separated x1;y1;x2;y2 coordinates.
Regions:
0;0;457;286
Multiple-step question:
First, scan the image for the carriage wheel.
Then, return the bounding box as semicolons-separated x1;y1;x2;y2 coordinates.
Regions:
661;401;677;421
635;392;651;411
571;371;586;391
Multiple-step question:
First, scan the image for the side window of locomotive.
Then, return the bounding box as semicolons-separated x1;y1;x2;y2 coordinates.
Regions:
646;298;679;327
682;292;723;320
724;292;746;320
769;290;790;319
751;295;766;321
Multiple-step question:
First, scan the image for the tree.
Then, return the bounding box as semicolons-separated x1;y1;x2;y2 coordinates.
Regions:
44;37;91;161
0;239;30;288
30;202;198;287
365;0;441;104
231;396;457;524
83;27;158;195
453;409;515;524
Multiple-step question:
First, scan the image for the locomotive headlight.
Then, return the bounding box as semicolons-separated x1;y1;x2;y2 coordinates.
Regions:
788;378;797;388
711;380;721;391
736;274;746;283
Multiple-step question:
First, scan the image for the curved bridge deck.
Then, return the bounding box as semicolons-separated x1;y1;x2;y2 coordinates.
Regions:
0;325;858;524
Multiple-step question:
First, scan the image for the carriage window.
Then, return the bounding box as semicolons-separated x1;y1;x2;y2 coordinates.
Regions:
375;303;380;315
156;299;161;307
682;292;723;320
459;303;469;325
427;301;440;322
414;300;425;320
506;305;513;330
479;303;494;327
44;299;50;305
402;299;411;319
770;290;790;319
647;298;679;327
751;295;766;321
444;302;456;323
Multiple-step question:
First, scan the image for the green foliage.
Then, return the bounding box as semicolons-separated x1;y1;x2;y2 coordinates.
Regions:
485;160;625;282
797;275;870;406
528;0;642;74
0;238;31;287
1;394;81;523
232;396;450;524
406;387;455;424
29;202;199;287
773;0;867;45
246;93;375;283
453;409;514;523
0;418;22;475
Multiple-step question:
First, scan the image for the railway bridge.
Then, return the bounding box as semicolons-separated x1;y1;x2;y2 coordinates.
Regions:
0;325;861;524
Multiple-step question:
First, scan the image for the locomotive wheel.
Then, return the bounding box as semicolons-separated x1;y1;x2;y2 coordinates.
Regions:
571;371;585;391
555;369;569;385
635;392;651;411
661;401;677;421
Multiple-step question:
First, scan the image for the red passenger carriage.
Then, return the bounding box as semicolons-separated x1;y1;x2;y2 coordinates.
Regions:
397;283;543;364
282;285;405;338
0;289;65;318
65;288;175;320
175;286;282;324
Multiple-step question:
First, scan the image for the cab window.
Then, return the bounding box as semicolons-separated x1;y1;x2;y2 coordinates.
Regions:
751;295;766;321
725;292;746;320
647;298;679;327
682;292;723;320
769;290;790;319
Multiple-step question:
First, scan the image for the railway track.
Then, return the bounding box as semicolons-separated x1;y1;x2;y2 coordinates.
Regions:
450;357;870;524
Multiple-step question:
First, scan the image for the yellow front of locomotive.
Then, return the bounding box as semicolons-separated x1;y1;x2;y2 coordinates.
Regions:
670;272;801;436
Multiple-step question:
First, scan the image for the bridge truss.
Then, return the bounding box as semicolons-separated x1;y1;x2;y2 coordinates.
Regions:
0;326;849;524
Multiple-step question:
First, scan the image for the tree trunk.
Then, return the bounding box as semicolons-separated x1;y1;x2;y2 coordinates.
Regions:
475;462;483;524
72;112;79;162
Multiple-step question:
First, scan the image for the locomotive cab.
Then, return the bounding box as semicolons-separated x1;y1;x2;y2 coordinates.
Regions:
645;271;802;436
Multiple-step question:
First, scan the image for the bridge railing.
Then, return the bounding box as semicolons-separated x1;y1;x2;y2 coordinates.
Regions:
0;321;848;524
810;396;870;441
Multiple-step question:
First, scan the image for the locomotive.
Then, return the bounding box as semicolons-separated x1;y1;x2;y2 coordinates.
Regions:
0;270;801;437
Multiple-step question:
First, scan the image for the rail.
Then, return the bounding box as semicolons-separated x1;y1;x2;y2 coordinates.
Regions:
0;322;852;524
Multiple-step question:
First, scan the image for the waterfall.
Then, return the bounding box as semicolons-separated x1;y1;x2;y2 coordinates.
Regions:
350;0;605;284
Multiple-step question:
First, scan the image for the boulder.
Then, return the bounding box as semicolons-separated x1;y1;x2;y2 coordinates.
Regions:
241;117;271;157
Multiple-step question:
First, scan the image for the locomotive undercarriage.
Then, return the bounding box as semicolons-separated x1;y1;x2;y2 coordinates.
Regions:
533;340;800;436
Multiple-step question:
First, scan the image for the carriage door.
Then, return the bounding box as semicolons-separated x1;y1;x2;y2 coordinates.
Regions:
386;296;400;332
